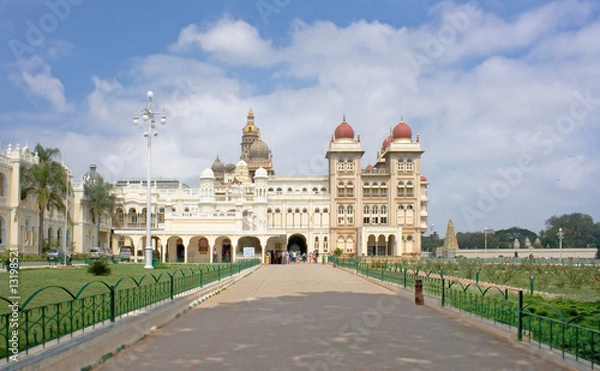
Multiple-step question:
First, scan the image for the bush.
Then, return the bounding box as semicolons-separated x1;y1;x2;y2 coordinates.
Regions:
87;259;112;276
333;248;343;257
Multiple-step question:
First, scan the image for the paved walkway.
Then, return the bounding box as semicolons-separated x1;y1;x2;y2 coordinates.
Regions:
95;264;572;370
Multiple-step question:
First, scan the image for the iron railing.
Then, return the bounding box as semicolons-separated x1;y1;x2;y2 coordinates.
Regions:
331;257;600;368
0;259;259;361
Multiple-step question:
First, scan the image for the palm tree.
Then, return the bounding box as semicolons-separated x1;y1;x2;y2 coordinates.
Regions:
20;144;68;256
82;177;119;250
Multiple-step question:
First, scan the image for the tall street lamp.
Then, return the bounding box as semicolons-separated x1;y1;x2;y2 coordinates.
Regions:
133;91;167;269
63;164;71;263
558;227;564;264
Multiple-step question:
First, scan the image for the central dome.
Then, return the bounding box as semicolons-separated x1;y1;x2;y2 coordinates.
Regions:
334;117;354;139
250;138;269;160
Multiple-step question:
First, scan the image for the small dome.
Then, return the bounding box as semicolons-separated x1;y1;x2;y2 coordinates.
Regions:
224;163;236;172
255;167;268;178
366;164;373;170
382;135;393;150
200;168;215;179
211;156;224;173
420;175;427;182
249;138;269;160
393;119;412;140
334;116;354;139
236;159;248;168
243;109;259;136
83;164;103;182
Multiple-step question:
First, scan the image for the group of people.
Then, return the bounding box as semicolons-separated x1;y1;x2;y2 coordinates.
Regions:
267;250;319;264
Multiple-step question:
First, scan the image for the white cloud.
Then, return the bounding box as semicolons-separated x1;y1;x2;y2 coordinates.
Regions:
11;56;72;112
170;16;276;65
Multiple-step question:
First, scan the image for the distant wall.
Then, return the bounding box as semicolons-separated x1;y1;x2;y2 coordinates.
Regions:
452;248;597;259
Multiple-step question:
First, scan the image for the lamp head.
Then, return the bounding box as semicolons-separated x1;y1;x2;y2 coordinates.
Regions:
133;116;139;126
160;115;167;125
142;114;150;122
147;90;153;100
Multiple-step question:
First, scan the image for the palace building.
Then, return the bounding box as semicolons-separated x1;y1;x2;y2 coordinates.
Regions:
0;110;428;263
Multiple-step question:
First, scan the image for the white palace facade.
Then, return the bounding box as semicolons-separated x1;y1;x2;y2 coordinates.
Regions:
0;110;429;263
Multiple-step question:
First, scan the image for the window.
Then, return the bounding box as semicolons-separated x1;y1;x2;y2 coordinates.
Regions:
347;161;355;171
372;205;378;214
288;187;293;192
321;187;327;192
268;187;274;192
397;161;405;172
363;205;370;214
407;181;414;197
302;187;307;192
337;181;345;197
347;205;353;214
276;187;282;194
312;187;319;193
338;205;344;214
337;161;345;171
397;181;405;197
315;208;320;213
275;208;281;213
406;161;414;172
347;181;354;197
303;208;308;213
323;208;329;213
287;208;292;213
267;208;273;213
323;237;329;251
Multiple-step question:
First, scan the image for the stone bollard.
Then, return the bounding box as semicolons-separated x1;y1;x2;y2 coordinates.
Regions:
415;279;424;305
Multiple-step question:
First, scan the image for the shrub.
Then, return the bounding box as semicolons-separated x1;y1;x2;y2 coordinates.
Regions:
87;259;112;276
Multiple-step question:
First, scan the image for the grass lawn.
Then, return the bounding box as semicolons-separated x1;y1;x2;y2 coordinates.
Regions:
0;263;213;311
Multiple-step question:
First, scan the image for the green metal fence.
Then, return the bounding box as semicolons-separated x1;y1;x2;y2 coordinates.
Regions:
332;257;600;368
0;259;259;361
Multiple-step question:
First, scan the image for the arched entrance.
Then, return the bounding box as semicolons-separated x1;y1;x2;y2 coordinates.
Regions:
237;236;262;259
287;234;307;255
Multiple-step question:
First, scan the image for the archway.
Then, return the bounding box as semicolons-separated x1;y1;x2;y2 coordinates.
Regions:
237;236;262;259
287;234;307;255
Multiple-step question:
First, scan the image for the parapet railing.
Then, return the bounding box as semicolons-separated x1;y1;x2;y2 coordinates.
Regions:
0;259;260;361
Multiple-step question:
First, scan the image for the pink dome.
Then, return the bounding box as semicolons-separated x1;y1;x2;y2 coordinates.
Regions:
420;175;427;182
334;120;354;139
393;119;412;140
382;135;393;150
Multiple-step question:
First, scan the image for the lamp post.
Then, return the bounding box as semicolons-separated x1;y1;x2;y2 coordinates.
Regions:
133;91;167;269
558;227;564;264
63;165;71;264
484;227;488;260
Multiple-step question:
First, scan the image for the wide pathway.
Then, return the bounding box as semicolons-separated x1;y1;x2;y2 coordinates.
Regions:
96;264;571;370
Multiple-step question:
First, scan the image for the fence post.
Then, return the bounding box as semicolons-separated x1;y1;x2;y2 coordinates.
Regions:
366;263;369;278
200;269;203;288
381;266;385;281
441;278;445;307
518;290;523;341
403;268;407;288
170;274;174;300
218;265;221;281
229;262;233;277
110;285;116;322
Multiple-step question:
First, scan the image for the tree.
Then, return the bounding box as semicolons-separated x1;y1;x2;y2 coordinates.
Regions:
421;231;441;252
494;227;537;248
20;144;68;256
542;213;600;248
82;177;119;248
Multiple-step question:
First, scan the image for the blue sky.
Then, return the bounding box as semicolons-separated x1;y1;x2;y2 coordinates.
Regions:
1;0;599;236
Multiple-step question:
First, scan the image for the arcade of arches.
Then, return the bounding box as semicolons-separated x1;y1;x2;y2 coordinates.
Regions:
115;233;313;264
